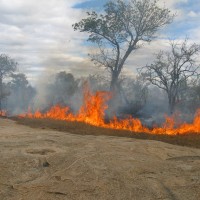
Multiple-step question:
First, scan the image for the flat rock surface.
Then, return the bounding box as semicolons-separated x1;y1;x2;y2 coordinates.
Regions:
0;118;200;200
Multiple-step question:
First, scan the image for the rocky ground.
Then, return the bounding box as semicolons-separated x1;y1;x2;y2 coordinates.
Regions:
0;118;200;200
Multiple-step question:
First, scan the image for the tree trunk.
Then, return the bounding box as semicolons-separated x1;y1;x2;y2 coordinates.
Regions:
168;94;176;114
110;72;119;92
107;72;119;119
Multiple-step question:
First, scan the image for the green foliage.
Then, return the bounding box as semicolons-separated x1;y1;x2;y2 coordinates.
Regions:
6;73;36;112
0;54;17;110
0;54;17;78
10;73;29;89
73;0;173;44
73;0;174;90
46;72;77;106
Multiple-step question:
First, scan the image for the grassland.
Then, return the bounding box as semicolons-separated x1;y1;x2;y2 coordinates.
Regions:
13;117;200;149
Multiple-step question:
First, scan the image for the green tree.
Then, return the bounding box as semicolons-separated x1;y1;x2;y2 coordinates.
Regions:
73;0;173;91
0;54;17;110
47;72;77;106
7;73;36;113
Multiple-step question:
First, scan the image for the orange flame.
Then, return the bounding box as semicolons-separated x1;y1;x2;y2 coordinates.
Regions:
0;110;6;117
18;89;200;135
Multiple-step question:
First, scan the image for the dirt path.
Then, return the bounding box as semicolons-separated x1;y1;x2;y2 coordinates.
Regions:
0;118;200;200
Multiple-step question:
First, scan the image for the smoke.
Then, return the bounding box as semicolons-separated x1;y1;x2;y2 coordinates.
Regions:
2;69;199;128
32;75;53;110
139;87;169;126
30;72;85;113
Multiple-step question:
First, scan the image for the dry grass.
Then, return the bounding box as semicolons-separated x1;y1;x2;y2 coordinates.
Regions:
12;117;200;149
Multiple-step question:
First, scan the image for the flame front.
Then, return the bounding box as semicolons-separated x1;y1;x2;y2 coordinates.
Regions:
18;90;200;135
0;110;6;117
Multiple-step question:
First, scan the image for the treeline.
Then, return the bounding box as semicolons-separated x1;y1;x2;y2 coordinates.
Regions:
1;0;200;121
1;73;36;115
1;65;200;123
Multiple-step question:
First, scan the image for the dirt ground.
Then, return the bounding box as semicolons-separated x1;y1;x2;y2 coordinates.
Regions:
0;118;200;200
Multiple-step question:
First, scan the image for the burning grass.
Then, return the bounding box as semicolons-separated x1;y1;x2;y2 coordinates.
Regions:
13;117;200;149
17;88;200;135
0;110;7;117
14;88;200;148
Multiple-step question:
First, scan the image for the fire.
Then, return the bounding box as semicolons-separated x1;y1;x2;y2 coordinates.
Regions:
18;89;200;135
18;89;111;127
0;110;6;117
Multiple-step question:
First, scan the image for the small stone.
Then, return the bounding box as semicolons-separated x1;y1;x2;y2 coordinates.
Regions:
43;161;50;167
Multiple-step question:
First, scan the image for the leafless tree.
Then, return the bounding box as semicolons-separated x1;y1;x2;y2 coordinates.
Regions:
140;39;200;114
73;0;174;91
0;54;17;111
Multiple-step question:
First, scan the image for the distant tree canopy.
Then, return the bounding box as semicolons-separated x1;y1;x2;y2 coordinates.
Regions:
0;54;17;110
73;0;174;91
46;72;77;106
6;73;36;113
55;72;77;97
10;73;29;89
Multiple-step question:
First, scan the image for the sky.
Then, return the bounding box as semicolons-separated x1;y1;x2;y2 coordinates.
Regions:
0;0;200;84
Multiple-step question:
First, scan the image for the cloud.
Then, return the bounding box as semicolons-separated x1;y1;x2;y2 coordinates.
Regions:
0;0;89;82
0;0;199;85
188;11;199;17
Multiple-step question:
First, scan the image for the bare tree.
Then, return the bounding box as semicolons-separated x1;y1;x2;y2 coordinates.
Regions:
0;54;17;111
140;39;200;114
73;0;173;91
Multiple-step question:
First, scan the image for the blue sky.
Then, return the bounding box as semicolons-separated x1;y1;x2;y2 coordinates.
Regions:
73;0;200;69
73;0;108;9
0;0;199;84
175;0;200;12
73;0;200;39
171;0;200;37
